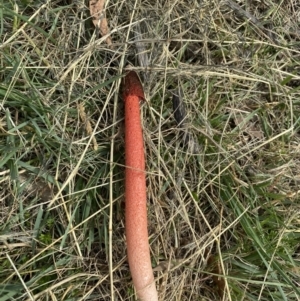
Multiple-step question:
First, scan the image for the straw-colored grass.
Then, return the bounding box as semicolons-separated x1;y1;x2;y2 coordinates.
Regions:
1;0;300;300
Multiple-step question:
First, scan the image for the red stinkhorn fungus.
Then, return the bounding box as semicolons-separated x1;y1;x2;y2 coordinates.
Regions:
122;71;158;301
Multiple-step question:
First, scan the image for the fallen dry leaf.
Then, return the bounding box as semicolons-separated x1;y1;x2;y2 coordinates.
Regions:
153;258;186;272
234;113;264;141
19;173;57;202
89;0;112;46
78;103;98;150
207;255;225;300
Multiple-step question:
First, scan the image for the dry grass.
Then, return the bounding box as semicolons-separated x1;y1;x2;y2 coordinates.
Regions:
1;0;300;300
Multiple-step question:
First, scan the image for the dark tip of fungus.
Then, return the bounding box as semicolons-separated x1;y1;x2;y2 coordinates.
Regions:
122;71;145;101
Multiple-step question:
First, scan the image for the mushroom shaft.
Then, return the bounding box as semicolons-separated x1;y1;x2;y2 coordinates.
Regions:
123;71;158;301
